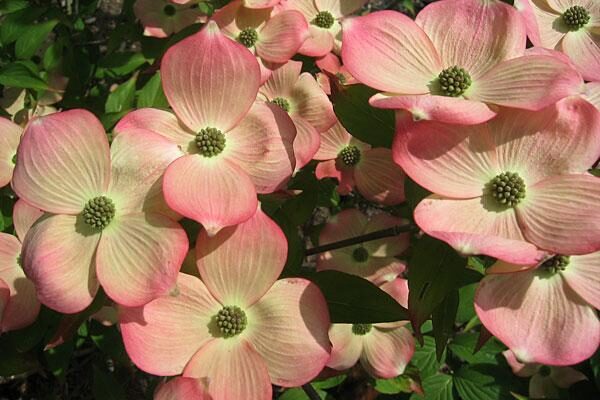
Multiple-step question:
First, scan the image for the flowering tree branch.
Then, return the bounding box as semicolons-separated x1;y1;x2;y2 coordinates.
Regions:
301;384;321;400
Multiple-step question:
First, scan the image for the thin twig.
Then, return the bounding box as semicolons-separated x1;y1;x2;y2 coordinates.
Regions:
305;224;416;256
301;384;322;400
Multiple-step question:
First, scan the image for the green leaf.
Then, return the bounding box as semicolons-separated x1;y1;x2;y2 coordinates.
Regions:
0;7;46;44
279;387;328;400
0;62;48;90
332;84;394;148
137;72;169;109
0;0;31;14
98;52;148;77
92;365;127;400
449;333;505;365
309;270;408;323
453;364;515;400
15;19;59;59
456;283;477;324
431;290;458;361
408;235;468;339
411;336;445;379
105;76;137;113
44;340;74;379
374;374;415;395
279;189;318;226
410;374;454;400
590;349;600;390
312;375;346;389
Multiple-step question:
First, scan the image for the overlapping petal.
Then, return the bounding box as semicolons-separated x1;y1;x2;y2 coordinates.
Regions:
360;327;415;378
354;148;405;205
327;324;363;370
561;29;600;82
561;252;600;309
256;11;308;63
154;377;211;400
13;199;43;242
0;117;21;188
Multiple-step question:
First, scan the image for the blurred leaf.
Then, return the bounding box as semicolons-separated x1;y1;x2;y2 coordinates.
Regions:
15;19;59;59
453;364;515;400
92;365;127;400
137;72;168;109
90;322;128;364
449;333;505;365
374;374;415;395
0;0;31;14
98;52;148;77
591;349;600;390
0;7;46;44
279;190;318;226
0;337;40;376
410;374;453;400
431;290;458;361
332;84;394;148
310;270;408;324
411;336;445;379
456;283;477;324
312;375;346;389
105;76;137;113
279;387;328;400
0;62;48;90
7;306;61;352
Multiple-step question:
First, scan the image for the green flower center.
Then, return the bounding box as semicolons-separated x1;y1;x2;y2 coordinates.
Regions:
335;72;346;84
271;97;290;113
238;28;258;48
488;172;526;207
352;323;372;335
562;6;590;30
314;11;335;29
541;255;570;274
83;196;116;230
352;247;369;263
539;365;552;377
216;305;247;338
338;145;361;166
16;253;22;267
438;66;472;97
163;4;176;16
196;127;226;157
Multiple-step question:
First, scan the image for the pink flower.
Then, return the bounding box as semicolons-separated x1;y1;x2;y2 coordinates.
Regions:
258;60;336;170
584;82;600;110
315;52;358;95
281;0;368;57
394;97;600;265
475;252;600;365
115;22;296;235
134;0;206;38
0;117;22;188
120;209;331;400
328;278;414;378
212;1;309;82
316;208;409;285
0;199;42;333
504;349;587;398
12;110;188;313
154;377;211;400
315;120;406;205
516;0;600;81
341;0;582;125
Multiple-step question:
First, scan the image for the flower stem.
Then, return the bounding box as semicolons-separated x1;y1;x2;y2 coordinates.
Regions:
302;384;321;400
305;223;416;256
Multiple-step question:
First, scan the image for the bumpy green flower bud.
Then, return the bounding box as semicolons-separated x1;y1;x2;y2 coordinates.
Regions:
196;127;226;157
338;145;361;166
271;97;290;113
238;28;259;48
352;247;369;263
352;323;372;335
438;66;472;97
83;196;116;230
562;6;590;30
488;172;526;207
314;11;335;29
163;4;176;16
541;255;570;274
216;306;248;338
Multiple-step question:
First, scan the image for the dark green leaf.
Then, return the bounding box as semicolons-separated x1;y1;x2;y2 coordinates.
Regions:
0;7;46;44
332;84;394;148
431;290;458;361
456;283;477;324
0;63;48;90
44;340;74;379
374;374;415;395
15;19;59;59
0;337;40;376
92;365;127;400
136;72;168;109
312;375;346;389
410;374;453;400
105;76;137;113
411;336;444;379
98;52;148;77
279;387;328;400
453;364;516;400
449;333;505;365
309;270;408;323
405;176;431;211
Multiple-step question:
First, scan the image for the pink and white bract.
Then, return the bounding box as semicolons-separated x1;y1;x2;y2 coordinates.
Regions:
133;0;207;38
12;110;188;313
341;0;582;125
120;209;331;400
395;97;600;265
0;117;22;188
116;22;296;235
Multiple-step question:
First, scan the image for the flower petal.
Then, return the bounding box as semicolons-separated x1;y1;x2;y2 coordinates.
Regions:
163;154;258;234
392;117;497;198
183;338;272;400
13;199;43;242
361;326;415;378
502;349;539;377
154;377;210;400
474;270;600;365
551;366;588;388
12;110;111;214
370;94;496;125
256;11;308;63
109;129;184;217
314;120;352;160
120;273;220;376
259;60;302;99
196;208;286;307
290;73;336;132
517;0;564;48
380;278;409;308
561;29;600;82
316;0;368;17
226;102;295;193
21;214;100;314
516;174;600;255
363;213;410;257
161;21;260;132
244;0;281;8
469;55;583;110
96;213;188;307
246;278;331;386
354;148;405;205
298;25;335;57
415;0;526;78
561;252;600;309
291;115;321;171
0;117;21;187
584;81;600;110
341;11;441;94
327;324;364;370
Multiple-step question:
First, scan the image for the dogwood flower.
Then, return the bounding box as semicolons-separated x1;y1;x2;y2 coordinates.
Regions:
0;199;42;333
133;0;207;38
341;0;582;125
316;209;409;284
0;117;22;188
12;110;188;313
281;0;368;57
115;22;296;235
315;120;406;205
516;0;600;81
212;1;308;82
120;209;331;400
475;252;600;365
328;277;414;378
504;350;587;398
394;97;600;265
258;60;336;170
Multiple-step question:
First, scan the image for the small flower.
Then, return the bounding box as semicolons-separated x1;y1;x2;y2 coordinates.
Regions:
341;0;582;125
475;251;600;365
120;209;331;400
395;96;600;264
133;0;207;38
316;208;409;284
315;120;406;205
